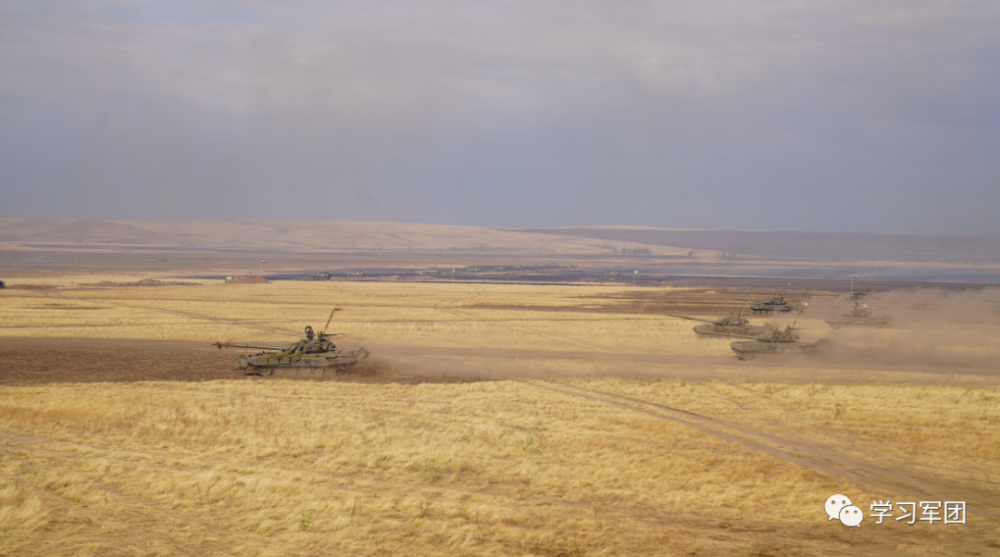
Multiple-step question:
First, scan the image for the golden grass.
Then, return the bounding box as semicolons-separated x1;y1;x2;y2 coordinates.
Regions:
0;278;738;356
2;278;1000;555
6;277;1000;367
2;379;997;556
568;379;1000;490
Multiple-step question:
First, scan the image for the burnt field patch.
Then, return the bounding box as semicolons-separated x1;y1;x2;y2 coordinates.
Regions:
0;339;243;384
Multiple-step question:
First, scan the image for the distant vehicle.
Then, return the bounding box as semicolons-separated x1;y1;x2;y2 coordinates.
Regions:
728;324;827;360
824;303;891;328
846;289;873;300
735;295;802;314
0;280;5;289
668;311;769;339
309;272;331;281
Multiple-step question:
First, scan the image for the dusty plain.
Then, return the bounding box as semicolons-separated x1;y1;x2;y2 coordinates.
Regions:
2;242;1000;556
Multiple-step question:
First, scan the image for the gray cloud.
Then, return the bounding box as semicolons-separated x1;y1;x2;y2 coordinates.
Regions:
2;0;999;232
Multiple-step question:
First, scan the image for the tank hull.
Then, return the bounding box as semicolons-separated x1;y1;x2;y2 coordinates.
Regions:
692;324;770;339
749;304;801;314
234;347;369;376
730;340;825;360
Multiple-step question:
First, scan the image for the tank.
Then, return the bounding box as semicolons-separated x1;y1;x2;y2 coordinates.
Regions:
823;302;891;327
735;295;802;314
668;311;769;339
728;324;828;360
212;322;368;376
846;289;873;300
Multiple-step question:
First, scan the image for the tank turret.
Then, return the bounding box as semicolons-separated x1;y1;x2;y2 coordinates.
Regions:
734;295;802;314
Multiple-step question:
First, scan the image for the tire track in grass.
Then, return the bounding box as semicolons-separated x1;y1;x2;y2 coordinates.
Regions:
522;380;1000;522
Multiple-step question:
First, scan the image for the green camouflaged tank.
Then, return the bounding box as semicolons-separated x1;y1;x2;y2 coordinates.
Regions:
212;324;368;376
668;311;770;339
728;324;828;360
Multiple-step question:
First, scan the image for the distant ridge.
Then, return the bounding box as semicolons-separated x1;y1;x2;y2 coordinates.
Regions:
0;217;679;255
1;216;996;265
521;227;1000;264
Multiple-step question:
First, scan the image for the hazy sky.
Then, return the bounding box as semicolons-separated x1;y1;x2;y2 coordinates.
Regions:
2;1;999;233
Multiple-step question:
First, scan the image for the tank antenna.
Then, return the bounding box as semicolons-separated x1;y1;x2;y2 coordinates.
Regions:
323;307;341;334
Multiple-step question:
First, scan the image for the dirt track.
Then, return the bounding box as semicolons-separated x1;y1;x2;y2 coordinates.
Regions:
0;339;488;385
0;338;243;384
5;335;1000;387
527;381;1000;523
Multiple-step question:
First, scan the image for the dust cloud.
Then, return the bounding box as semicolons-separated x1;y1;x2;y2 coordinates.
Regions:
362;344;743;381
362;288;1000;384
806;288;1000;371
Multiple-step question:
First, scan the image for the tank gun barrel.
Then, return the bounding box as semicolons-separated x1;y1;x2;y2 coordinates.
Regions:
667;314;718;324
726;332;767;340
212;342;291;351
734;296;789;303
703;330;769;339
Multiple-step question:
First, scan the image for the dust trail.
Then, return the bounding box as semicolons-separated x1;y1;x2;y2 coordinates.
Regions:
801;287;1000;370
347;287;1000;383
360;343;1000;386
808;287;1000;324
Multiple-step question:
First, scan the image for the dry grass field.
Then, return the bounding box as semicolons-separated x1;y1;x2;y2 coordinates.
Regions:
2;277;1000;556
